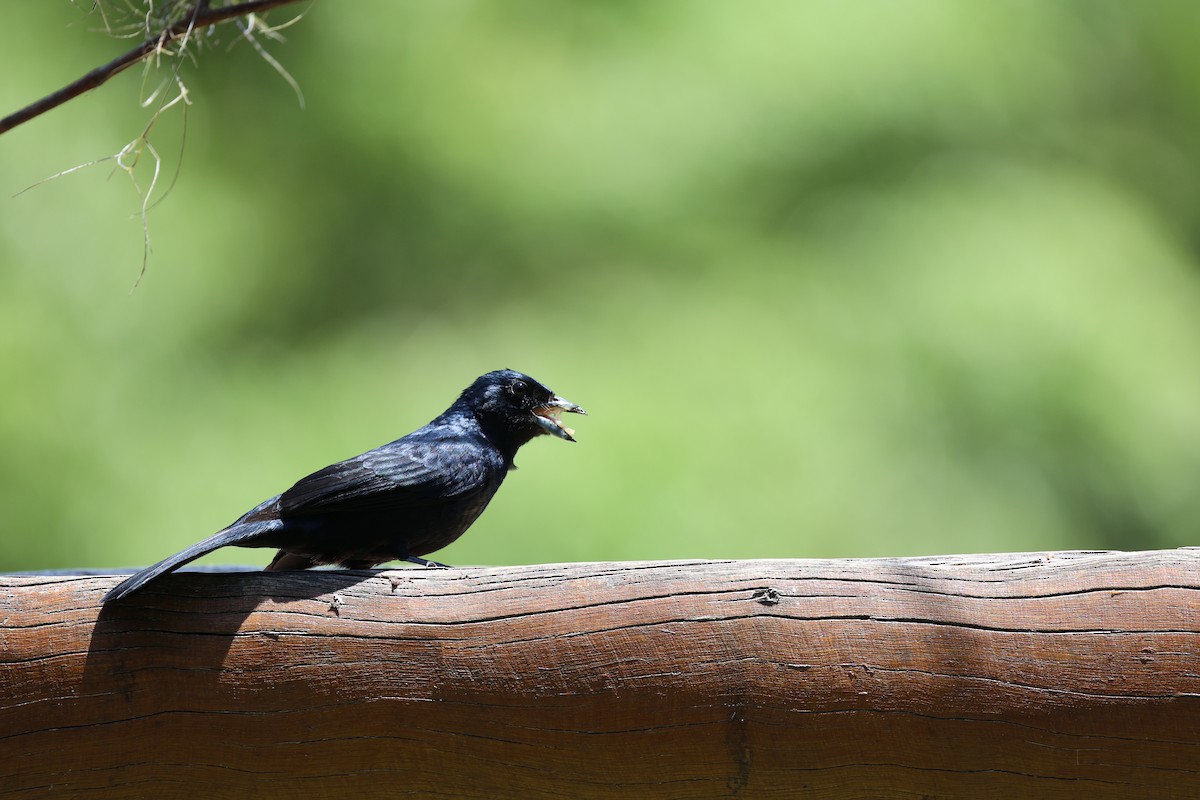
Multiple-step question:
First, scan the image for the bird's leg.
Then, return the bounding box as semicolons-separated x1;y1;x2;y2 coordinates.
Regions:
390;539;453;569
403;555;453;569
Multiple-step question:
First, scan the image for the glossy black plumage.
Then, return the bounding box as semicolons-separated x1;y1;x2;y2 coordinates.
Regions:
103;369;585;602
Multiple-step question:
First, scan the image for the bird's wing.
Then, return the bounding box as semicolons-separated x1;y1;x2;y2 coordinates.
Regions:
279;437;494;516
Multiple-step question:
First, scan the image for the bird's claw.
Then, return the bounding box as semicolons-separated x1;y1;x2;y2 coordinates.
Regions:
404;556;452;569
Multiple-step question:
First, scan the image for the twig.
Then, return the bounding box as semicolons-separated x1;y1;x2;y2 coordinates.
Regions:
0;0;306;136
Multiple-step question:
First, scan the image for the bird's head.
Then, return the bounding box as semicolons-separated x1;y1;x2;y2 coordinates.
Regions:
462;369;587;450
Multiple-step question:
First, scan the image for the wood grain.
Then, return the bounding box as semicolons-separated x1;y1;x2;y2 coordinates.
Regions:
2;551;1199;798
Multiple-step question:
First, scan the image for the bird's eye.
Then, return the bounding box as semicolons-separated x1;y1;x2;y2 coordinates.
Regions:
510;380;529;397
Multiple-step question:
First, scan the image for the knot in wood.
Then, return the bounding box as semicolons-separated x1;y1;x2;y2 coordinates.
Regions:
752;587;781;606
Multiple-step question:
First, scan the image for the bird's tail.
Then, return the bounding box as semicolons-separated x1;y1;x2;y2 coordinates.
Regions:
102;520;283;603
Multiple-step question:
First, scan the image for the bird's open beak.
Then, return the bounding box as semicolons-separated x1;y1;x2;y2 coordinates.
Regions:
533;395;587;441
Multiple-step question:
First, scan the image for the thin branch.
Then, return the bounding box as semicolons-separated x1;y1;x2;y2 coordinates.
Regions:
0;0;306;136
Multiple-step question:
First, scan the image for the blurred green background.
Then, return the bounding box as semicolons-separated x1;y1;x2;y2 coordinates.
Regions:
3;1;1199;572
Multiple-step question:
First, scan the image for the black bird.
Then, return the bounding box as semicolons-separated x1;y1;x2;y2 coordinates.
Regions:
103;369;585;603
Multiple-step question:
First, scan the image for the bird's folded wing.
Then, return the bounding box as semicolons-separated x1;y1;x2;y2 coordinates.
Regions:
279;440;492;516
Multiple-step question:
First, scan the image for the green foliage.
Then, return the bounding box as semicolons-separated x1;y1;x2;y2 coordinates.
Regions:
2;1;1199;571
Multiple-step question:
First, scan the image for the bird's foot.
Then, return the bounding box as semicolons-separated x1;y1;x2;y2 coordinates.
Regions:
404;556;452;569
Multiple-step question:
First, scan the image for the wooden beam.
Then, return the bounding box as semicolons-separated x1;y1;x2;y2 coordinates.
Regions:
3;550;1199;798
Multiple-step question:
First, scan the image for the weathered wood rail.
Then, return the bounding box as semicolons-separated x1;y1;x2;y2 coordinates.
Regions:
2;550;1199;798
